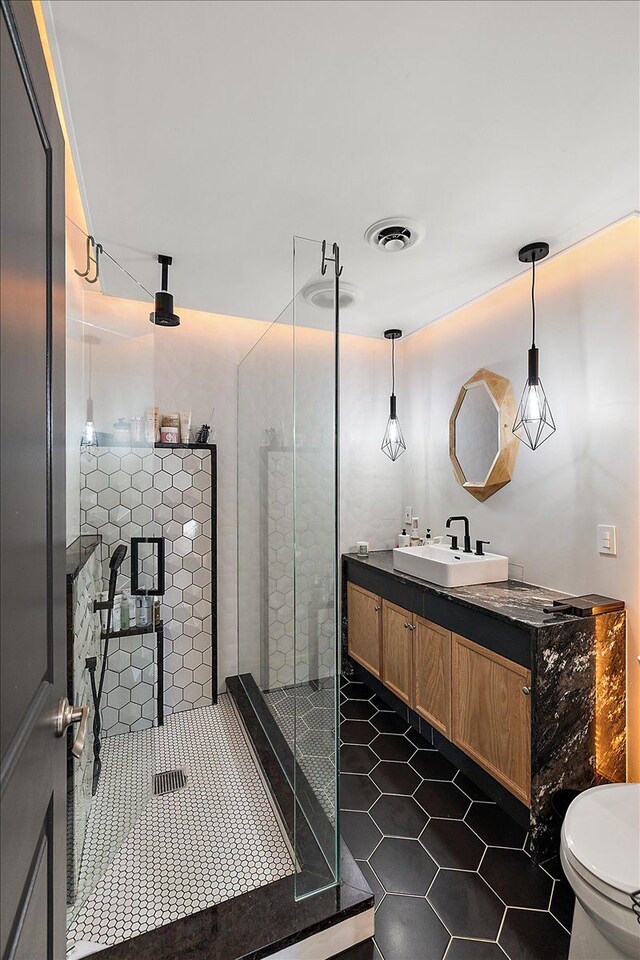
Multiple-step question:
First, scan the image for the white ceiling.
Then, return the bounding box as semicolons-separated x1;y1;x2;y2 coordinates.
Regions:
46;0;639;338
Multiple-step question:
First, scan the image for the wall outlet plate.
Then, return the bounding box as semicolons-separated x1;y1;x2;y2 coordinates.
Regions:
597;524;617;556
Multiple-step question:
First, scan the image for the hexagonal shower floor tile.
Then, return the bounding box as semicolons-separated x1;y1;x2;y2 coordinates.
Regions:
67;696;295;951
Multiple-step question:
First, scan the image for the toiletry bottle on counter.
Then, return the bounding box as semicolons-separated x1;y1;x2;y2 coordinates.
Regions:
398;529;411;548
404;506;412;527
410;516;421;546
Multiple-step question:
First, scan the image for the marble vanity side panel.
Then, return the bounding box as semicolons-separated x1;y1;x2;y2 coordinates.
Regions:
530;610;626;859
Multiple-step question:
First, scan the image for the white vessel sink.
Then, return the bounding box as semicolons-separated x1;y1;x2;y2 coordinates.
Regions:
393;543;508;588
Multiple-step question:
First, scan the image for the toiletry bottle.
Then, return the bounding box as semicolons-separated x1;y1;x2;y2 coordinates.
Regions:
120;592;130;630
129;595;137;628
112;594;122;632
398;529;411;548
404;506;412;527
410;516;421;546
425;529;431;540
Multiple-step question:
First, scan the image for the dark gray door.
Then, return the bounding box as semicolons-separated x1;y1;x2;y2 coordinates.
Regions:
1;1;66;957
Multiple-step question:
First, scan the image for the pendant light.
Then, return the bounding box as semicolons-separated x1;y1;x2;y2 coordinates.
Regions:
381;329;406;461
81;335;99;451
513;242;556;450
149;254;180;326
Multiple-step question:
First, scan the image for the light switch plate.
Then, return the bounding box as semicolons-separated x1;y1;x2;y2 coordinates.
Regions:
598;524;617;556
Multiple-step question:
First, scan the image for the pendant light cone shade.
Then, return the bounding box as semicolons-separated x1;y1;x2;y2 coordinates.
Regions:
150;254;180;327
381;329;406;461
513;242;555;450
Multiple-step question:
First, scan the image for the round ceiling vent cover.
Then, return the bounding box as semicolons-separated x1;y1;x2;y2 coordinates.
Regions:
364;217;424;252
301;278;359;310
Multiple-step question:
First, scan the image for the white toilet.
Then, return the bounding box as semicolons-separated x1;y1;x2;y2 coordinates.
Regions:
561;783;640;960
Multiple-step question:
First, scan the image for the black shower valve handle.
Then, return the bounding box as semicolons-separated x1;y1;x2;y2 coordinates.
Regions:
475;540;491;556
447;534;459;550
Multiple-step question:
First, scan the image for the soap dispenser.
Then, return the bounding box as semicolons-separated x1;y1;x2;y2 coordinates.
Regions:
398;529;411;548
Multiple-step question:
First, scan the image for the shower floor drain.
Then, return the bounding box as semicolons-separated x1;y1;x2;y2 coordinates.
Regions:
153;769;187;795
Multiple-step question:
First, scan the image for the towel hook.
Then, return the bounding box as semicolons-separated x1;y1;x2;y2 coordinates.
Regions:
74;234;102;283
320;240;343;278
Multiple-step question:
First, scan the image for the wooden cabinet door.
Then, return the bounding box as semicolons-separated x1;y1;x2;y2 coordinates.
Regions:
347;582;382;677
414;618;451;736
381;601;414;706
452;634;531;805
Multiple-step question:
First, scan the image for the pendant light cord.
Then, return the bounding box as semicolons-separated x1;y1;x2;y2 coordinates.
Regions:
531;255;536;348
391;336;396;396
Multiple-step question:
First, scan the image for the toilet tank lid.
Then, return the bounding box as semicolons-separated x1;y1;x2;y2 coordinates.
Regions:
563;784;640;895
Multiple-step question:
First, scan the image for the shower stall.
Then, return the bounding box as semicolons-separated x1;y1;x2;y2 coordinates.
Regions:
65;225;348;955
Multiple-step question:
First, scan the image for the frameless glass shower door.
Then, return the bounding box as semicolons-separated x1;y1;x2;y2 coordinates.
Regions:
67;218;160;935
236;236;340;900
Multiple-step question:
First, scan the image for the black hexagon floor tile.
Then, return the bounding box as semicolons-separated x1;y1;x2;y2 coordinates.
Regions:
410;750;458;780
375;894;450;960
550;878;575;932
355;859;385;909
369;760;422;796
371;733;416;762
464;802;527;849
498;907;571;960
370;712;410;735
415;780;472;819
340;773;381;812
420;818;486;871
340;811;383;859
340;743;379;774
342;719;377;745
444;938;506;959
428;870;505;940
480;847;553;909
370;837;437;895
341;699;378;721
342;681;374;700
370;795;429;838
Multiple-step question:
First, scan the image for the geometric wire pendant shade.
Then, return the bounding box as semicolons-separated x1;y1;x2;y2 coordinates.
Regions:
381;394;406;461
381;329;406;461
512;241;556;450
513;372;556;450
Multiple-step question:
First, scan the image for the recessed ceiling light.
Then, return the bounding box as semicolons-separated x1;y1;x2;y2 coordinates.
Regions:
364;217;424;253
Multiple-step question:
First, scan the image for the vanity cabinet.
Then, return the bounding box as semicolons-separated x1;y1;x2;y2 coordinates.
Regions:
414;618;451;737
451;634;531;805
346;582;382;678
381;601;414;706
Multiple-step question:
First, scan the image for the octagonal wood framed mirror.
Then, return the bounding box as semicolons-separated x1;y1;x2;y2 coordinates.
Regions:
449;368;519;501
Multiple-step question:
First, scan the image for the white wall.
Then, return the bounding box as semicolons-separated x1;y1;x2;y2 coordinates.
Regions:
400;218;640;780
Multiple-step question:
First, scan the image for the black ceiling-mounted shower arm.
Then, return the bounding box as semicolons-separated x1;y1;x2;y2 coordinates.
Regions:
150;253;180;327
158;254;172;292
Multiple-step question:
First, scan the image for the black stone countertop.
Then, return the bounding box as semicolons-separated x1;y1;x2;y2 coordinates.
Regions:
344;550;580;631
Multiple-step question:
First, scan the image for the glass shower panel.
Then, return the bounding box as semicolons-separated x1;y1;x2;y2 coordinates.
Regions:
292;237;340;898
67;218;159;930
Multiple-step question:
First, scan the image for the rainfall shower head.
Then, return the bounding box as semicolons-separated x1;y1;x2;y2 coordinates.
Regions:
149;254;180;327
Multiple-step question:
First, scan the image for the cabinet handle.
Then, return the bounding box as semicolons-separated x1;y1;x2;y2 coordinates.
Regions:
404;622;415;630
374;606;381;612
522;686;531;696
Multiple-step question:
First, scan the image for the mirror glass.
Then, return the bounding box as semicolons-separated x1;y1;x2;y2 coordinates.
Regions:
454;381;499;484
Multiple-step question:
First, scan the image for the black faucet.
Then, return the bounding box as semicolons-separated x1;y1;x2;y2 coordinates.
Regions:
446;516;472;554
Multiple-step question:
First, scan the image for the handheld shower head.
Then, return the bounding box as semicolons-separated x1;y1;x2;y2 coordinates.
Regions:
107;544;128;604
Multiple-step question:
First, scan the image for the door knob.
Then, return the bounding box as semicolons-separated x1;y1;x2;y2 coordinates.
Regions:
55;697;89;758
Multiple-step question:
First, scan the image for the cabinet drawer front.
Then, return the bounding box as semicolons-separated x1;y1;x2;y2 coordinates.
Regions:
415;618;451;736
382;600;413;706
452;634;531;805
347;582;381;677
